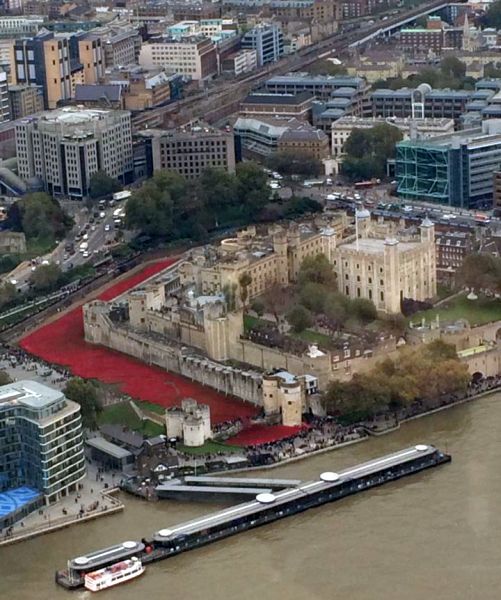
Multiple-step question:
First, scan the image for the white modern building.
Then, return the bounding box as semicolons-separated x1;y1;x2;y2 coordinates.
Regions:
16;107;134;198
0;380;86;504
331;115;455;157
139;36;217;81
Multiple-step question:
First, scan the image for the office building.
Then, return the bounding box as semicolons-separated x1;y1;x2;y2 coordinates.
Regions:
265;74;369;113
396;122;501;209
12;32;72;109
148;122;236;179
331;116;455;157
234;115;329;159
0;380;86;505
240;91;313;120
371;86;473;123
8;84;44;119
76;33;105;85
221;49;257;76
241;24;283;66
0;15;45;35
139;36;217;81
94;24;142;68
16;107;134;198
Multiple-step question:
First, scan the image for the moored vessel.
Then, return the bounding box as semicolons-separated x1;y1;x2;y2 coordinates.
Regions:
84;556;144;592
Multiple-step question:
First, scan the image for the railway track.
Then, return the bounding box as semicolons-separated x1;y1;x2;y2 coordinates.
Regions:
138;0;453;127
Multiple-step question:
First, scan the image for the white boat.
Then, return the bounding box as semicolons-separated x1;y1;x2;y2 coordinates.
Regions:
84;557;145;592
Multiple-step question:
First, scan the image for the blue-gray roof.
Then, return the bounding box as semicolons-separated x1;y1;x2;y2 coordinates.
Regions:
74;84;122;103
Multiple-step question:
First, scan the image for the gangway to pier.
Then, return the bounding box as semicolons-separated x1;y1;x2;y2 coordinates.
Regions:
183;476;303;489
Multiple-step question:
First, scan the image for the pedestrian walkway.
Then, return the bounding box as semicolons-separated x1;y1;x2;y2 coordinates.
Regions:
0;461;123;546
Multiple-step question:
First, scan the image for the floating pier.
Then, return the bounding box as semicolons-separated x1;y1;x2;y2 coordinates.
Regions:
56;444;450;590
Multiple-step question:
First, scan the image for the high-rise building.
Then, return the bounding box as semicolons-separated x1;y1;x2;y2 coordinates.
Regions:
396;122;501;209
16;107;134;198
0;380;86;504
8;84;44;119
12;32;72;109
241;24;283;66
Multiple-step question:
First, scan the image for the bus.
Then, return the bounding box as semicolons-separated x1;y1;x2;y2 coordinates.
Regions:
354;179;380;189
303;179;324;188
474;213;491;224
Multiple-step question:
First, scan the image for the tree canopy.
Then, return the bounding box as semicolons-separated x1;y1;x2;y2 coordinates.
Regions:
341;123;403;181
483;0;501;29
323;340;470;421
89;170;122;199
29;263;62;292
7;193;72;243
456;253;501;294
266;151;323;177
126;164;271;242
63;378;102;429
372;56;473;92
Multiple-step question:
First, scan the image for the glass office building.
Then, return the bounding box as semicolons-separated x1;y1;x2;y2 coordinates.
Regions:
0;381;85;504
396;124;501;209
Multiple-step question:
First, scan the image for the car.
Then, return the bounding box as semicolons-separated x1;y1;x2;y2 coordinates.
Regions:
99;211;106;218
41;259;49;265
104;224;111;232
83;233;88;240
82;250;89;258
91;225;96;231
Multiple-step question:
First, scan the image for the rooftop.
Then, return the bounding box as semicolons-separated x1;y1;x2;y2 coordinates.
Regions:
0;380;64;409
242;91;313;106
340;238;422;254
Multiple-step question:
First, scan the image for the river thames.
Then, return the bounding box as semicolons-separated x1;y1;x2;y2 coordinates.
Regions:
2;392;501;600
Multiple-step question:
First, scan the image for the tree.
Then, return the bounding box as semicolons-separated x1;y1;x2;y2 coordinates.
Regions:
484;0;501;29
30;263;62;292
126;178;175;238
349;297;377;323
456;253;501;294
8;193;72;242
299;282;328;314
266;151;323;177
236;162;270;216
89;170;122;199
238;272;252;308
0;282;16;309
287;305;312;333
298;254;337;287
323;293;348;332
309;60;348;76
250;299;265;316
342;123;403;181
262;283;291;323
63;378;101;429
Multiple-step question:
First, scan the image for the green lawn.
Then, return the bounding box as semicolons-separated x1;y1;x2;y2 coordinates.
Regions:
292;328;332;346
177;440;243;455
243;314;275;331
410;294;501;327
98;402;164;438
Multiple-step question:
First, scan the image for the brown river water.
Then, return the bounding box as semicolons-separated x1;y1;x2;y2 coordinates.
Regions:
2;392;501;600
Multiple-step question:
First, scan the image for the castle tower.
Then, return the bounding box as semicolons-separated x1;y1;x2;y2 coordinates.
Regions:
321;226;337;264
420;215;435;244
279;381;302;426
355;206;371;246
262;375;280;415
272;231;289;285
383;237;401;313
